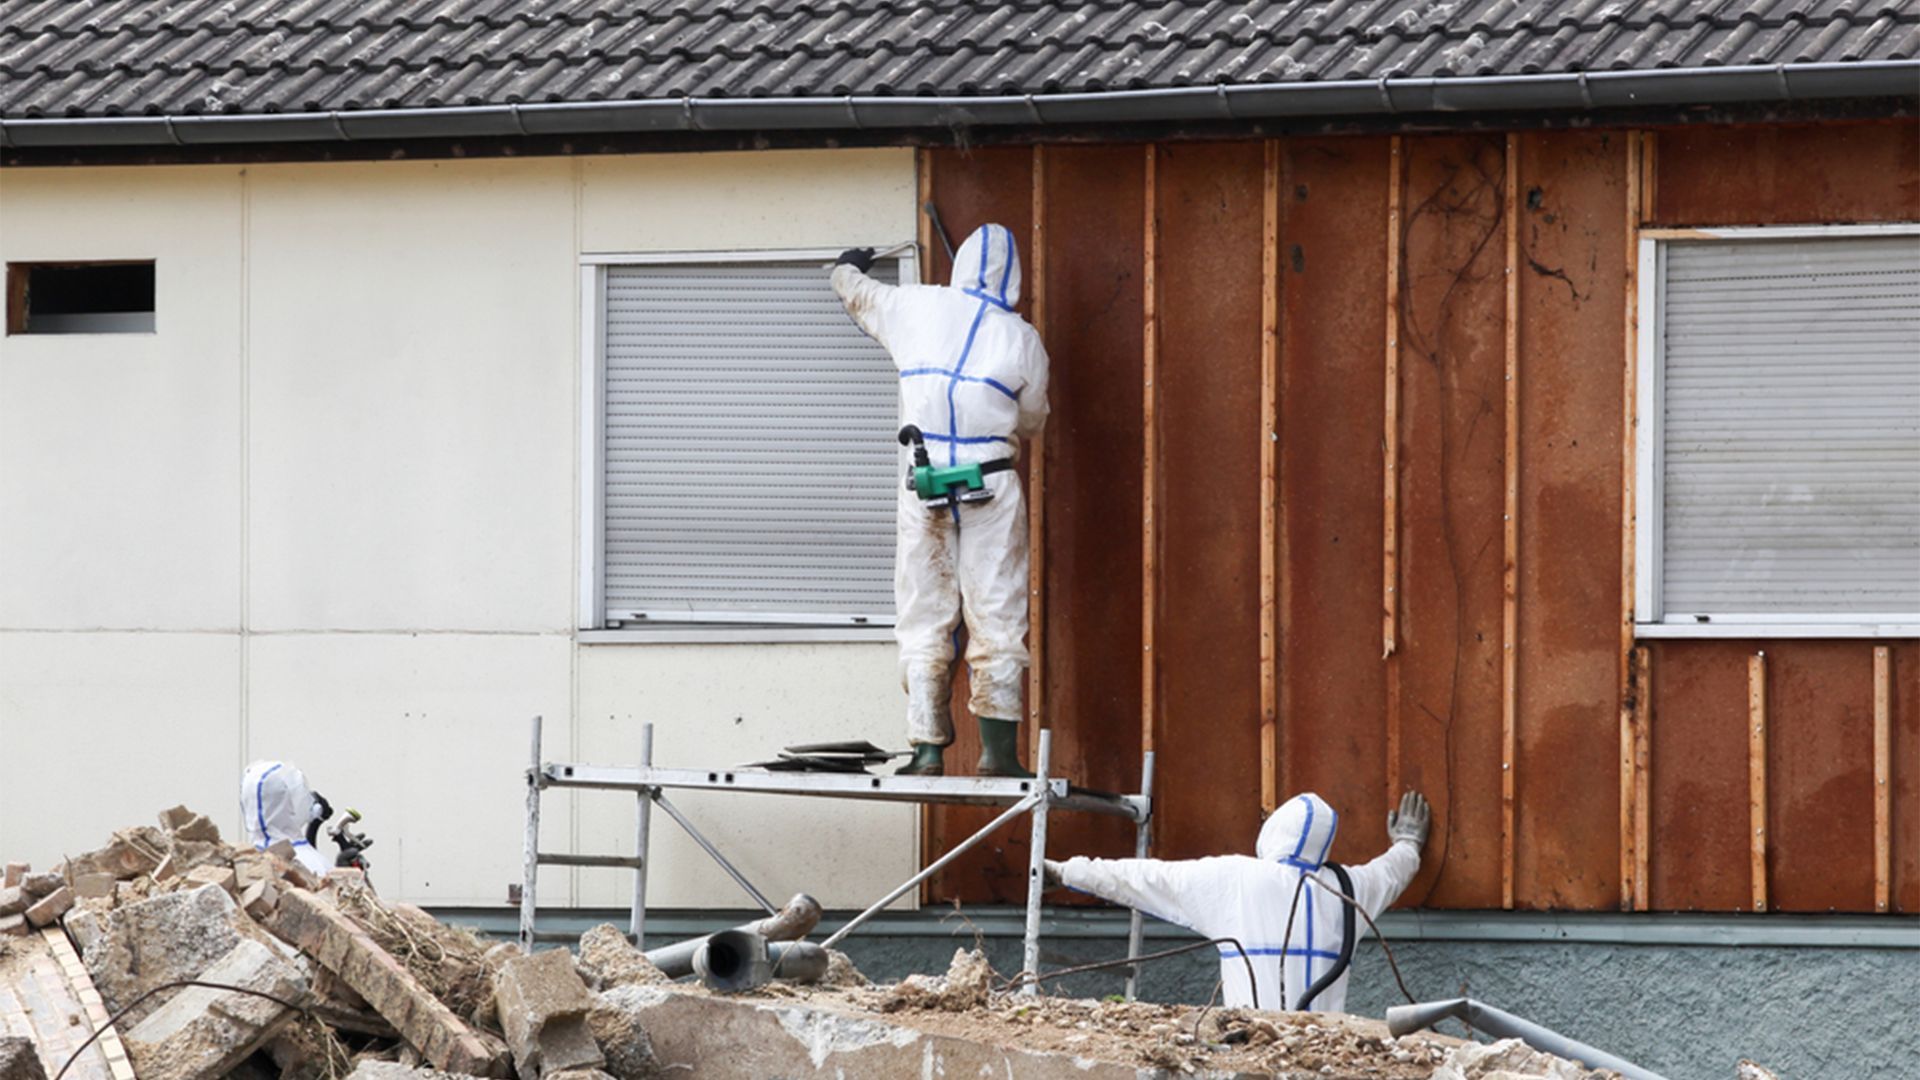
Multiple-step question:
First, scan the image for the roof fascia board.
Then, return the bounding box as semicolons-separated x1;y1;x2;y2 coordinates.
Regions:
3;60;1915;149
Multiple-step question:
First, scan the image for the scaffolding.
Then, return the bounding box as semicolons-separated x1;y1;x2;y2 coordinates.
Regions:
519;715;1157;995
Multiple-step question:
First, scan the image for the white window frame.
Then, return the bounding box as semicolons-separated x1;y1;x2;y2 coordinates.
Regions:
1634;222;1920;639
577;246;918;639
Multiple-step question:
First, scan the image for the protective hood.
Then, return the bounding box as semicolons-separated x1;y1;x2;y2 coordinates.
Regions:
1256;792;1340;869
240;760;332;876
950;223;1022;311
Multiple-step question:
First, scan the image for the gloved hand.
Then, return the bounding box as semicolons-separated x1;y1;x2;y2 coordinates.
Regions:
835;247;876;273
1042;858;1064;888
1387;790;1431;848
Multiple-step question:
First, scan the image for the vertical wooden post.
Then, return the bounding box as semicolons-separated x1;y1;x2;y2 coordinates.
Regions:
1749;651;1769;913
1260;139;1281;815
1141;145;1159;756
1383;135;1404;804
1633;645;1651;911
1501;133;1520;911
1027;146;1048;755
1618;131;1643;911
1638;131;1659;226
1875;645;1892;912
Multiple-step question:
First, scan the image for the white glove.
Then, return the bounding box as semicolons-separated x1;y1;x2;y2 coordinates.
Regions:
1387;790;1431;849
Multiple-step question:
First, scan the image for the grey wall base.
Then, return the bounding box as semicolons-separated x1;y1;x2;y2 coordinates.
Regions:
443;906;1920;1080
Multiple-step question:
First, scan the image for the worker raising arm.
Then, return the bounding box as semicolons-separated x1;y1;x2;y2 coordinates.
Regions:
1045;790;1431;1014
829;226;1049;778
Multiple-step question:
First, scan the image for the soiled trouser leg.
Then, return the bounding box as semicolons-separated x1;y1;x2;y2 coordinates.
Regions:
894;488;962;747
957;473;1029;723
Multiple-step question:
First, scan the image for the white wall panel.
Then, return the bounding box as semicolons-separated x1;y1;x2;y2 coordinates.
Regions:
245;632;573;904
575;641;913;909
0;167;244;630
0;632;239;866
246;159;577;632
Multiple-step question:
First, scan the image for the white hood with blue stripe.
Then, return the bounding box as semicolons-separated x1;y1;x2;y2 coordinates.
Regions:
240;759;334;877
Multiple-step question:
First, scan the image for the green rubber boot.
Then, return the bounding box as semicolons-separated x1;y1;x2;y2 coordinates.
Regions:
976;718;1034;779
896;743;946;776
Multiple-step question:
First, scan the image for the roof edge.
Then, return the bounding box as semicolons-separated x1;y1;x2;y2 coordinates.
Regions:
2;61;1915;149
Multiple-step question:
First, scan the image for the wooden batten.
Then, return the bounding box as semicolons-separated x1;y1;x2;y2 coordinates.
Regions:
1618;131;1643;911
1501;132;1520;910
1027;145;1048;750
1633;645;1651;911
1260;138;1281;814
1383;135;1404;803
1141;145;1159;755
1749;651;1769;913
1874;645;1892;912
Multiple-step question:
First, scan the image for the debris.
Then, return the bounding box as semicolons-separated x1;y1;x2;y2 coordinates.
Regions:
817;949;868;989
1;867;24;890
64;829;167;882
875;947;991;1013
1737;1063;1782;1080
119;939;307;1080
0;1037;48;1080
575;926;666;992
183;866;237;898
19;874;61;900
24;888;72;929
72;875;116;901
83;885;282;1028
0;918;25;939
269;891;507;1077
493;950;603;1079
345;1061;486;1080
0;892;25;919
585;989;662;1080
1431;1037;1608;1080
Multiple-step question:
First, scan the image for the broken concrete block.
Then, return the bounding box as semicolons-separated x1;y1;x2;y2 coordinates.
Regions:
66;907;106;953
241;878;281;919
19;872;61;899
122;938;308;1080
2;864;24;888
0;915;25;938
73;872;116;899
185;865;238;897
0;1037;48;1080
158;805;197;832
494;949;604;1079
269;891;506;1077
587;988;661;1080
25;885;72;927
83;883;296;1029
0;888;27;918
576;924;667;991
171;813;222;845
234;854;273;889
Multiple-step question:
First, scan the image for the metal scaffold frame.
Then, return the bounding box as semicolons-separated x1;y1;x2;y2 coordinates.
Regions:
520;716;1157;996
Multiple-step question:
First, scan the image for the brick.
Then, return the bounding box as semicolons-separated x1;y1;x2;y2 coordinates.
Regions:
2;864;25;888
171;814;222;845
184;866;237;897
0;888;27;918
241;879;280;920
234;855;272;889
270;891;507;1077
19;873;61;899
0;914;25;937
73;873;117;899
265;840;296;863
25;886;72;927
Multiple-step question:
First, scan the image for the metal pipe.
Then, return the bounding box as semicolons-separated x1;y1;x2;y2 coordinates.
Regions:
650;790;778;914
643;893;823;978
519;715;542;954
1124;749;1157;1000
690;931;831;992
821;792;1041;950
1386;998;1669;1080
1020;731;1054;996
631;723;653;945
4;61;1912;149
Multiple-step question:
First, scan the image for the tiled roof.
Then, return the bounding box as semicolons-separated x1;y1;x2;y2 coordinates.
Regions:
2;0;1917;120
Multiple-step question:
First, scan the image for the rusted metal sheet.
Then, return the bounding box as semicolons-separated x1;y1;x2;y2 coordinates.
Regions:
1150;141;1266;861
1647;640;1755;911
1650;121;1920;225
1391;135;1508;909
1896;643;1920;913
1276;137;1393;869
1512;130;1629;911
920;146;1038;904
1764;643;1878;912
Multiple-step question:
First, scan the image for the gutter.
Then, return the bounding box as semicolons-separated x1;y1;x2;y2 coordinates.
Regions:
1;60;1914;149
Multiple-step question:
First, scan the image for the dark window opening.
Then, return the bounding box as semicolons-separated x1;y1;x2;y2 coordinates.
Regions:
6;261;156;335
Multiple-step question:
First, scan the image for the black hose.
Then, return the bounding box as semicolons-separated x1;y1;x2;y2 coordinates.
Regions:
1294;861;1356;1011
1001;936;1260;1011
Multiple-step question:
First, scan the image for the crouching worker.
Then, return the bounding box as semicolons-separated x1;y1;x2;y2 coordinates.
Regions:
1044;790;1431;1014
240;760;338;878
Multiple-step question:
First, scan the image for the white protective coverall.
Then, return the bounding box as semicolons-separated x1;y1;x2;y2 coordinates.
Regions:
240;760;334;877
831;225;1050;745
1058;793;1420;1013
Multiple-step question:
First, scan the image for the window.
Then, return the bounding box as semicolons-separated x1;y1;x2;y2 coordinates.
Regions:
1635;225;1920;637
6;261;155;334
579;249;913;631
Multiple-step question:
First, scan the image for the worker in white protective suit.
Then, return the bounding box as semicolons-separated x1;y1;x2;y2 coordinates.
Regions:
1045;791;1431;1013
240;760;336;878
830;224;1049;778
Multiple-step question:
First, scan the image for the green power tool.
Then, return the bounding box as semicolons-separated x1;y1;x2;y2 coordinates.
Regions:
898;425;1011;512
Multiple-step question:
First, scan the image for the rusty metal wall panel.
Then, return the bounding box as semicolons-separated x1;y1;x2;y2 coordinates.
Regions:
1652;121;1920;226
1647;640;1755;910
920;147;1039;904
1393;135;1509;909
1034;144;1151;872
1896;643;1920;913
1151;141;1266;861
1764;643;1878;911
1276;137;1393;869
1511;131;1629;910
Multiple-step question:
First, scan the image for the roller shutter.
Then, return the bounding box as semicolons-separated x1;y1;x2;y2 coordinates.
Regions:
601;259;901;624
1657;234;1920;618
